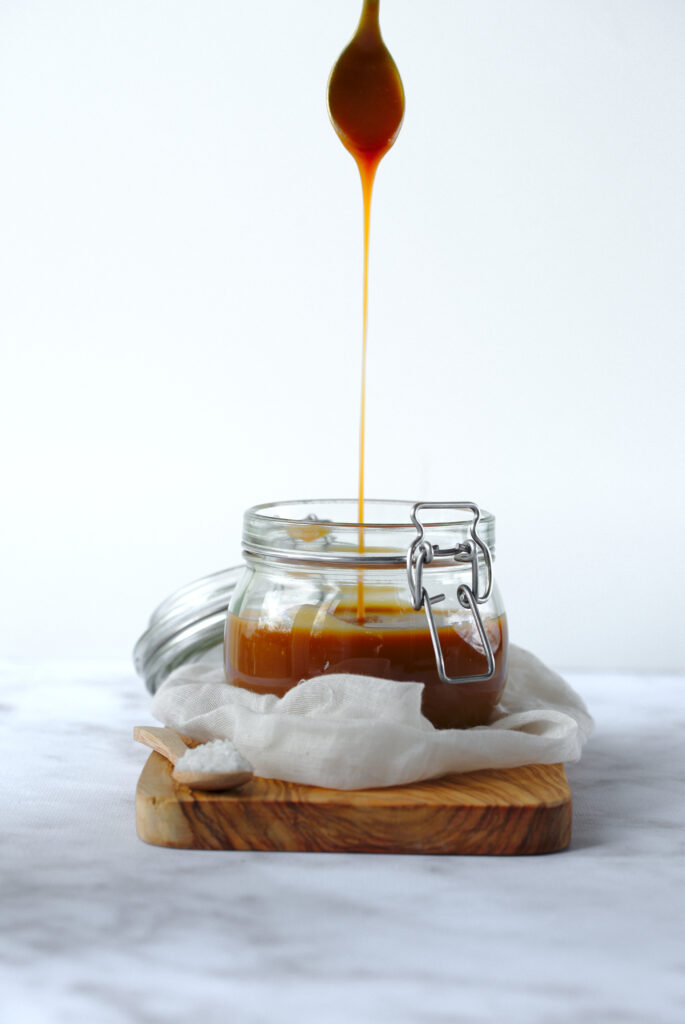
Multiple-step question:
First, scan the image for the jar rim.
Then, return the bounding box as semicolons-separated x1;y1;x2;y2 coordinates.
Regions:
248;498;494;530
243;499;496;568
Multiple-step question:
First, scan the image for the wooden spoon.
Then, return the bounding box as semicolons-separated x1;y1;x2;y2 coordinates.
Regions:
134;725;253;791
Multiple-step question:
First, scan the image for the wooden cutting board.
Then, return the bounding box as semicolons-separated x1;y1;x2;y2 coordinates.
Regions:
136;747;571;855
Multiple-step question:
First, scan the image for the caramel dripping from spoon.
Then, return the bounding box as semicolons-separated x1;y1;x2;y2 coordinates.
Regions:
327;0;405;620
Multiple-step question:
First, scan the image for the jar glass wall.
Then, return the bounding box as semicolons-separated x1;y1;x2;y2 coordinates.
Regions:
225;500;509;729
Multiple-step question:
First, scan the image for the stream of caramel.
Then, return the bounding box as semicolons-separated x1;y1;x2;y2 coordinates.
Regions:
327;0;404;615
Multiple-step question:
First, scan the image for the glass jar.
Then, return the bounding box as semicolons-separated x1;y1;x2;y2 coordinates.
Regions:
225;499;509;729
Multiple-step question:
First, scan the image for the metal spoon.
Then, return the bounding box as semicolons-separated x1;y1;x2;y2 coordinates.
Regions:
134;725;253;791
327;0;405;161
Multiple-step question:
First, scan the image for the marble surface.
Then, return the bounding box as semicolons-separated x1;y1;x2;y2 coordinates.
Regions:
1;661;684;1024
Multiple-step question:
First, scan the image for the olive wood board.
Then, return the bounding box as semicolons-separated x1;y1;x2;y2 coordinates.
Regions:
136;742;572;856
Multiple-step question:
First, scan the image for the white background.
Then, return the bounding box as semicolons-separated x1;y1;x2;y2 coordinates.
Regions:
1;0;683;671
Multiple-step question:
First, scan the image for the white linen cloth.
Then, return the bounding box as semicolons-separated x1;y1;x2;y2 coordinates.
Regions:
151;644;593;790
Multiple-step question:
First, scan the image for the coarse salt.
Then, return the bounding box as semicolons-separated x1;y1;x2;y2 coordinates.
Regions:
175;738;252;774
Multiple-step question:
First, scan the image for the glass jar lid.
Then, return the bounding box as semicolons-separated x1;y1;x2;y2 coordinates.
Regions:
243;499;496;568
133;566;241;693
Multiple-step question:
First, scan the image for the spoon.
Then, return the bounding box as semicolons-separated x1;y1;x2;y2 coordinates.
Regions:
327;0;405;163
134;725;253;791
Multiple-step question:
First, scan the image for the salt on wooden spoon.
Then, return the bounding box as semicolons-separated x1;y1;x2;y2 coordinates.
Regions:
134;726;253;791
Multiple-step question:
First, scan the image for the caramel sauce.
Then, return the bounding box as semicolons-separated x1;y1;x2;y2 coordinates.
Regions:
227;608;508;730
327;0;404;616
224;5;510;730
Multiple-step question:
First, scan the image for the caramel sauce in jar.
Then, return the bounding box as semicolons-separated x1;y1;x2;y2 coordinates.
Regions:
227;606;508;730
224;501;509;731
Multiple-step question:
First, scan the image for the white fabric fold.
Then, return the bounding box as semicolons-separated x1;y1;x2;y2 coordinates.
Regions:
151;644;593;790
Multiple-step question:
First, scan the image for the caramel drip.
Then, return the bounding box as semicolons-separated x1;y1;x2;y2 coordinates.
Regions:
358;154;376;532
327;0;404;618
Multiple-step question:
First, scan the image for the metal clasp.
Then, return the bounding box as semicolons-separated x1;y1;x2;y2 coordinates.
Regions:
406;502;495;685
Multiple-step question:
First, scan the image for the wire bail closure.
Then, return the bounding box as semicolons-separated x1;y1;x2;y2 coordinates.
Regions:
406;502;496;685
